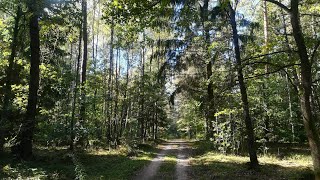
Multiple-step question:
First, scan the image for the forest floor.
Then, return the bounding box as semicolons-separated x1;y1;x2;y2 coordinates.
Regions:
0;140;315;179
188;141;314;179
0;143;158;179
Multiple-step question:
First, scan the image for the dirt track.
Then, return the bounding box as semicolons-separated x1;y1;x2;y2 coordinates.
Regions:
133;140;192;180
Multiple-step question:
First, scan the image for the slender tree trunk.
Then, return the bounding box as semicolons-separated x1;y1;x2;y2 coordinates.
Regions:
92;0;97;120
202;0;214;140
11;0;40;159
0;5;22;152
262;0;270;141
228;3;259;168
263;0;269;71
79;0;88;142
139;38;146;141
113;48;120;146
70;25;82;151
119;49;130;138
286;74;295;142
107;20;114;144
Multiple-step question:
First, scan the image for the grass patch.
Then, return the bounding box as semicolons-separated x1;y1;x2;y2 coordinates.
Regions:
189;152;314;179
189;141;314;179
155;155;177;180
0;144;157;180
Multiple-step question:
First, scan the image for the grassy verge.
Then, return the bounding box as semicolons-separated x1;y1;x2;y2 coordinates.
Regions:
189;141;314;179
0;144;157;180
155;155;177;180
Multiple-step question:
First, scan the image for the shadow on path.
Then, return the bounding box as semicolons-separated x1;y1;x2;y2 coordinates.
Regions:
133;140;193;180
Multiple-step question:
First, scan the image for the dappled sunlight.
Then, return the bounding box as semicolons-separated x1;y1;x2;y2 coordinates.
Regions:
259;154;312;169
0;150;74;179
189;152;314;179
194;152;249;164
0;146;155;179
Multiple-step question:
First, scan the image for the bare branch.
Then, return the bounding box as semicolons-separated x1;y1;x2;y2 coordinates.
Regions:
244;61;300;67
245;63;300;79
301;13;320;17
265;0;290;13
243;50;294;62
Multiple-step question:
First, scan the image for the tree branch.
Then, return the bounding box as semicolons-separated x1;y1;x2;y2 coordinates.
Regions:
245;63;300;79
301;13;320;17
243;50;294;62
265;0;290;13
0;6;14;16
244;61;300;67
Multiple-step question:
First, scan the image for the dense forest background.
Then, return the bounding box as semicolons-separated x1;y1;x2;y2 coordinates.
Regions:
0;0;320;179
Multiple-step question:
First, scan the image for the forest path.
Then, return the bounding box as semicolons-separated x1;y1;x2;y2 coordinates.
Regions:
133;140;193;180
175;140;192;180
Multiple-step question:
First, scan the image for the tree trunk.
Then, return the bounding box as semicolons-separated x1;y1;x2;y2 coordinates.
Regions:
119;48;130;139
290;1;320;178
202;0;214;140
107;19;114;144
268;0;320;177
70;24;82;151
11;1;40;159
113;48;120;146
262;0;270;141
79;0;88;137
139;37;146;141
0;5;22;152
228;3;259;169
286;74;295;142
92;0;98;121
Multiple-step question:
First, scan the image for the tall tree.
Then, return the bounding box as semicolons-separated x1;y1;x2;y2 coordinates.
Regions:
79;0;88;134
70;24;83;151
201;0;214;139
266;0;320;178
227;2;259;168
11;0;41;159
262;0;270;141
107;19;114;144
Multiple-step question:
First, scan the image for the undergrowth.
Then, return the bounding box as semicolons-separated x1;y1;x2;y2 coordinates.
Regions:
0;142;157;180
189;141;314;179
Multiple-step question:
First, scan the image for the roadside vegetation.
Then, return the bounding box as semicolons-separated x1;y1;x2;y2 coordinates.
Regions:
0;143;158;179
189;141;314;179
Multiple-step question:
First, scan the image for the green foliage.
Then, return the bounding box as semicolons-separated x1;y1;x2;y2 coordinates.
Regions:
0;0;319;177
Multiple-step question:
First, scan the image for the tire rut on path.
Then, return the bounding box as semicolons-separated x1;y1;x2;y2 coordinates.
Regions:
132;140;192;180
175;141;191;180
